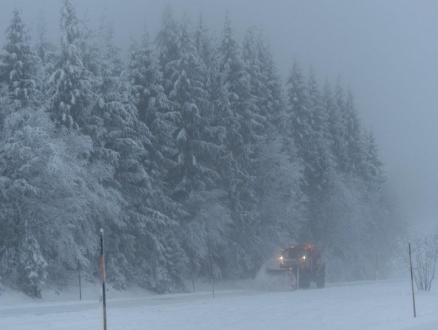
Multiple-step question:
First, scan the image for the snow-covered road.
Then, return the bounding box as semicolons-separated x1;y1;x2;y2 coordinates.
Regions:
0;289;262;317
0;279;436;330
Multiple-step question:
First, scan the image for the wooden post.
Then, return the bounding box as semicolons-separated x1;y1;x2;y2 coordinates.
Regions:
190;259;195;293
78;260;82;300
210;255;215;298
296;266;300;290
100;229;107;330
409;243;416;318
375;252;379;281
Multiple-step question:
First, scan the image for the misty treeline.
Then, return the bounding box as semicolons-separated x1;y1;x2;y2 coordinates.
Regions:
0;1;404;297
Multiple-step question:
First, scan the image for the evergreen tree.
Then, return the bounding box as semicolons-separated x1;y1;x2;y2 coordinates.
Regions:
285;60;312;193
128;31;176;182
256;137;305;255
194;13;215;68
82;23;186;292
49;0;96;128
87;18;123;144
98;20;123;84
307;69;335;193
254;29;284;129
35;11;58;98
0;8;41;107
364;130;384;188
166;15;220;200
18;229;48;298
155;5;179;95
101;76;185;292
0;107;121;297
344;88;366;175
305;69;336;242
242;26;269;134
215;12;262;277
217;12;257;191
331;78;349;172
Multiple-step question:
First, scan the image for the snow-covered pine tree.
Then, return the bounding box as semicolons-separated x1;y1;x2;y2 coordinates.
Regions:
128;30;176;183
88;26;186;292
285;60;313;194
79;17;101;77
82;18;134;289
364;130;384;188
34;11;58;99
85;17;124;145
194;13;215;69
331;78;349;173
254;29;284;129
0;8;41;108
343;88;366;176
0;107;121;297
256;136;305;257
217;12;257;198
101;74;186;292
305;69;336;242
49;0;97;128
155;5;179;96
98;19;123;86
194;13;218;139
323;80;343;173
17;229;48;298
164;15;232;279
166;14;221;201
194;14;226;182
308;70;335;184
215;12;262;278
242;26;269;135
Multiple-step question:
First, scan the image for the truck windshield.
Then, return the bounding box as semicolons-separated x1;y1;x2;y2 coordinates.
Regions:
283;248;305;259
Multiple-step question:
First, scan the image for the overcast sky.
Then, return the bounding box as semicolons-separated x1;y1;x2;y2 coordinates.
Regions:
1;0;437;231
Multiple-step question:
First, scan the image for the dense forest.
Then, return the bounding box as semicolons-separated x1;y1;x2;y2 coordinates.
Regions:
0;1;404;297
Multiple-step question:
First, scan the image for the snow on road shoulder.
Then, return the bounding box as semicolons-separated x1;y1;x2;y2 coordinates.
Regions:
0;280;156;307
0;279;437;330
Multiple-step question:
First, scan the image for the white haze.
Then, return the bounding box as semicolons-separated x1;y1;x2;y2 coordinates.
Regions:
0;0;437;231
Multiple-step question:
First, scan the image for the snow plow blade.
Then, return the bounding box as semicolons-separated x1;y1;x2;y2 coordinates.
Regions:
255;267;296;290
265;268;292;275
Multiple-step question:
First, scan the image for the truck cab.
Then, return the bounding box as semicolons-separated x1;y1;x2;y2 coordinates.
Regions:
279;244;325;288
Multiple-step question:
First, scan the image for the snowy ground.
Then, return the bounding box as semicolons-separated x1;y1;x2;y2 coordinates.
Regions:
0;277;437;330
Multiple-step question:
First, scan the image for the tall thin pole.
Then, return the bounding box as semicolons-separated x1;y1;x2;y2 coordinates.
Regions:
375;252;379;281
100;229;107;330
190;259;195;293
210;255;215;298
409;243;416;318
296;266;300;290
78;260;82;300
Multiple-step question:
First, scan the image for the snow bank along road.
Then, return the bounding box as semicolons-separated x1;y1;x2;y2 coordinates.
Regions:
0;280;437;330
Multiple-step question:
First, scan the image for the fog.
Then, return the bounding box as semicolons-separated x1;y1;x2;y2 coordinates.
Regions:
1;0;437;231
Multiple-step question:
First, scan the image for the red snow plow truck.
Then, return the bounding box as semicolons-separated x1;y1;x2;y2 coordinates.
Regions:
266;244;326;289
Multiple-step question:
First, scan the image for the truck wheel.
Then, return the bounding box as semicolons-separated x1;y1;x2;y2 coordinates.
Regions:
299;277;311;289
316;277;325;288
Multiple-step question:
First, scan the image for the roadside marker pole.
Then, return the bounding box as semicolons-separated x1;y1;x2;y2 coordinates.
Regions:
409;243;416;318
296;266;300;290
210;255;215;298
100;229;107;330
78;260;82;300
191;259;195;293
375;252;379;281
